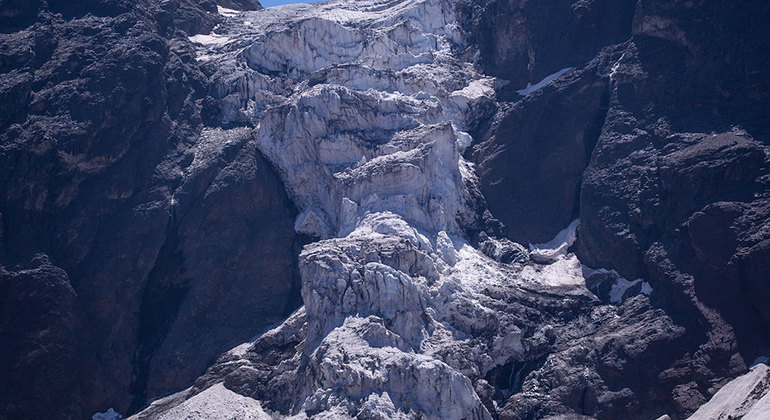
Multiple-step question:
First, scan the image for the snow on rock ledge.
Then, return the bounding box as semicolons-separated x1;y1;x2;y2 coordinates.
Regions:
529;219;579;264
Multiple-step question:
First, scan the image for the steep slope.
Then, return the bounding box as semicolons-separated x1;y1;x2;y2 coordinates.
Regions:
130;0;769;419
3;0;769;419
0;0;302;418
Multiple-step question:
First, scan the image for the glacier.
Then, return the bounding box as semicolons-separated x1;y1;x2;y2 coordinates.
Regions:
130;0;762;419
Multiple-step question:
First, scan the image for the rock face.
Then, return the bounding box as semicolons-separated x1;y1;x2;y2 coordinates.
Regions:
467;0;770;417
1;0;302;418
457;0;637;88
471;68;608;243
3;0;770;419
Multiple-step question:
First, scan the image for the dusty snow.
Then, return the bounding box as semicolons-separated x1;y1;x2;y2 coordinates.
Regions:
687;362;770;420
520;254;587;290
516;67;574;96
451;239;510;290
529;219;579;264
451;78;496;100
158;383;271;420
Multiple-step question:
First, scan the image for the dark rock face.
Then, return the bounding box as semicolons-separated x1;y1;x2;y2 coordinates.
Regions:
471;67;609;243
458;0;637;87
580;129;766;280
216;0;263;10
0;255;97;419
465;0;770;418
0;0;300;418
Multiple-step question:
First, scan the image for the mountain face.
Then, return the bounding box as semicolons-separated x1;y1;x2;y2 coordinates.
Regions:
0;0;299;418
1;0;769;419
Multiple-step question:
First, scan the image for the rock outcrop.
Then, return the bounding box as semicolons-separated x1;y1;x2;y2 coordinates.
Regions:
467;0;770;417
1;0;302;418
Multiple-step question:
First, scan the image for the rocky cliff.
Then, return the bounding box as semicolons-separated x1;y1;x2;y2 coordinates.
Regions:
1;0;301;418
1;0;769;419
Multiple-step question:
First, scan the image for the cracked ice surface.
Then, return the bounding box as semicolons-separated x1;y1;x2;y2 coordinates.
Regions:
136;1;615;419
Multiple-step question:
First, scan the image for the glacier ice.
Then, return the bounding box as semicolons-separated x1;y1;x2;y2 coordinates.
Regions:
133;1;662;419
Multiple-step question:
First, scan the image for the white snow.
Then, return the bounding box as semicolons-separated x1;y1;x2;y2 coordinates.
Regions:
687;362;770;420
609;277;649;304
188;33;232;46
92;408;122;420
582;266;652;304
217;6;240;17
158;383;271;420
609;52;627;80
516;67;574;96
520;254;587;290
529;219;579;264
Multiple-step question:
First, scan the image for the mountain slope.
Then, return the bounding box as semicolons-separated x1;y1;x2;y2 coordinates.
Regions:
131;0;769;419
1;0;769;419
1;0;301;417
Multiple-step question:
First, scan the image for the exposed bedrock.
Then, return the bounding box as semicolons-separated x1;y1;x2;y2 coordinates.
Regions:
574;2;770;388
1;0;303;418
456;0;637;88
465;0;770;417
471;66;609;244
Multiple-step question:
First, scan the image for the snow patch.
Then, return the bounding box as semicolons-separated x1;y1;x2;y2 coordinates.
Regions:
529;219;579;264
158;383;271;420
582;266;652;304
217;5;240;17
451;78;495;100
609;277;650;304
687;362;770;420
188;33;232;46
92;408;122;420
516;67;574;96
520;254;586;290
609;52;627;80
450;239;510;290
